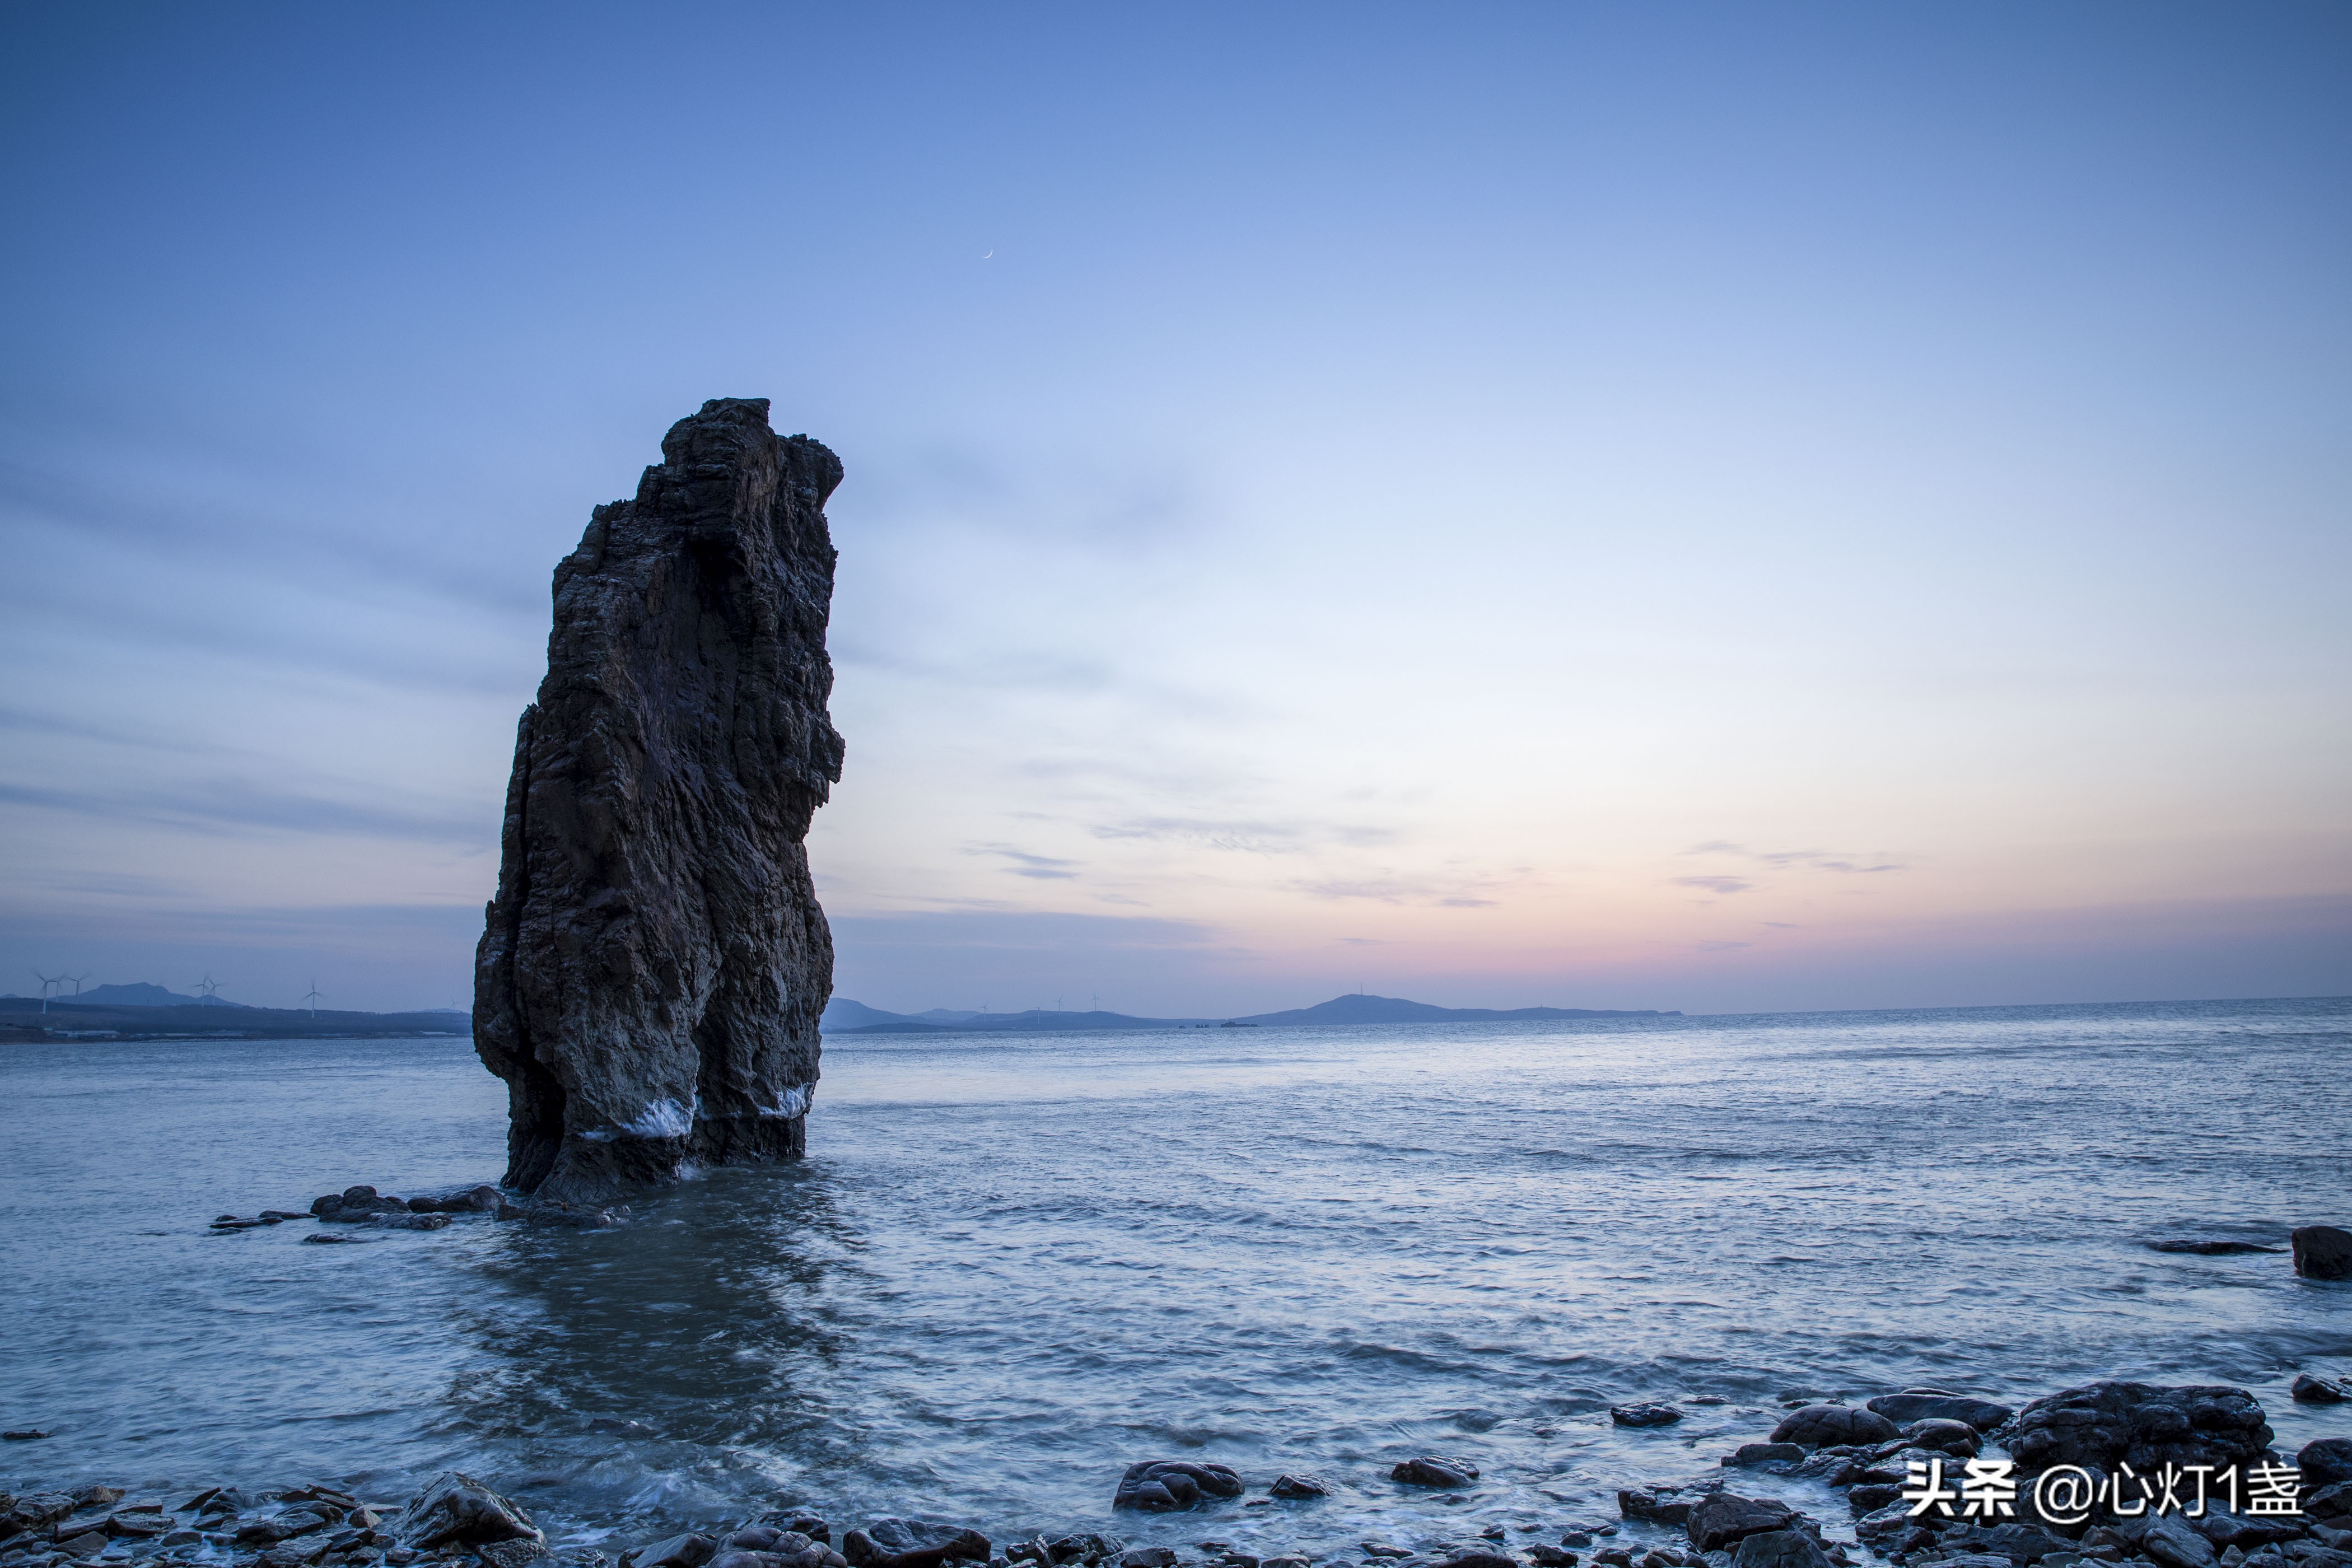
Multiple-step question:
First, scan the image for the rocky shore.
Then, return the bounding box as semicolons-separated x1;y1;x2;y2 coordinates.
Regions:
8;1382;2348;1568
204;1185;624;1237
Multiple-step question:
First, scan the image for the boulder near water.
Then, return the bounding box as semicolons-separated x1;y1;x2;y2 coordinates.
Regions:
2005;1382;2272;1473
2293;1226;2352;1280
395;1473;541;1551
1771;1404;1900;1447
1113;1461;1245;1511
474;399;846;1205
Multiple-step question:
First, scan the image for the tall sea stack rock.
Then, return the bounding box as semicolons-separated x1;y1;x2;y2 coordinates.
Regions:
474;399;845;1204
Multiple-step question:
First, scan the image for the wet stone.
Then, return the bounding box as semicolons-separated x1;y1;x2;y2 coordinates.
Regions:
1613;1404;1683;1429
1687;1498;1800;1557
2293;1227;2352;1281
1902;1420;1981;1457
1393;1459;1480;1490
1114;1462;1245;1513
1772;1407;1900;1449
1726;1445;1804;1470
395;1475;539;1551
2304;1440;2352;1487
840;1521;991;1568
1862;1394;2014;1434
1729;1536;1827;1568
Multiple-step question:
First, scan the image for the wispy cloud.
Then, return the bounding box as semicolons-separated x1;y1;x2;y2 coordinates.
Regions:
1683;843;1906;875
0;778;488;845
1093;816;1302;855
967;843;1082;879
1091;815;1400;856
1673;875;1752;894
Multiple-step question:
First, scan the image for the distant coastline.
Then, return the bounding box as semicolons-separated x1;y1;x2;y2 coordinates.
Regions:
0;995;470;1043
822;991;1681;1035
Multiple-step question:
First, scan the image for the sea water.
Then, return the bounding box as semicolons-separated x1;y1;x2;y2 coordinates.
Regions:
3;999;2349;1553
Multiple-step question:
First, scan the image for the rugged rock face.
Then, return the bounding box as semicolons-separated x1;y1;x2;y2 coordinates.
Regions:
474;399;844;1204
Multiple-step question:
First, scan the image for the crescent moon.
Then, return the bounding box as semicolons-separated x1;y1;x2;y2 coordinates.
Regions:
982;250;993;259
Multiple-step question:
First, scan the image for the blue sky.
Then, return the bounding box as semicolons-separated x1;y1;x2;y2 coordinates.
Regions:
2;3;2346;1015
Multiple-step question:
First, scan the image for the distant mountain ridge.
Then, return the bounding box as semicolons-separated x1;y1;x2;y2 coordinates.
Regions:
74;982;248;1009
819;992;1675;1034
2;994;471;1039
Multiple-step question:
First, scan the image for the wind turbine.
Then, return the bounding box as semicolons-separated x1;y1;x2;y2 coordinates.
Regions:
301;981;325;1018
195;974;221;1000
67;972;90;996
30;969;62;1014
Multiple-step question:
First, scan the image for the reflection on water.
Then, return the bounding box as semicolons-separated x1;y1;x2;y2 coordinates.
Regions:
3;1000;2349;1553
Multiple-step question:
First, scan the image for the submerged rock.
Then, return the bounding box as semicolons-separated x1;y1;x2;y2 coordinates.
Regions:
1612;1403;1684;1428
1392;1457;1480;1488
474;398;845;1206
1113;1461;1245;1511
2294;1374;2351;1404
2148;1239;2283;1256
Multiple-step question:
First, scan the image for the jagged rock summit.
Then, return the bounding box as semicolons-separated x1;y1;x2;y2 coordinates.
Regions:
474;398;844;1204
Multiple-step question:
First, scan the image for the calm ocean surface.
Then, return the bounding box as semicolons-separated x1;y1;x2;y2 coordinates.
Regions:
4;1000;2349;1554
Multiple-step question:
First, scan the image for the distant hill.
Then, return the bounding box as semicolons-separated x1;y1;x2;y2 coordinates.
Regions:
1234;993;1676;1025
1;996;469;1040
74;982;250;1009
821;998;918;1030
820;992;1673;1034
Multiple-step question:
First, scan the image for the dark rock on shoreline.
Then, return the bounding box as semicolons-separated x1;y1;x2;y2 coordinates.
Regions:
1112;1463;1243;1512
2294;1374;2351;1404
474;398;844;1206
1861;1392;2012;1432
2305;1439;2352;1486
1726;1445;1804;1470
839;1520;987;1568
1771;1406;1899;1448
629;1533;717;1568
395;1474;540;1551
1899;1418;1978;1457
2294;1227;2352;1281
1686;1495;1799;1555
1730;1531;1829;1568
1619;1480;1724;1525
2006;1382;2273;1472
1612;1404;1683;1428
1392;1458;1480;1489
1263;1477;1329;1500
